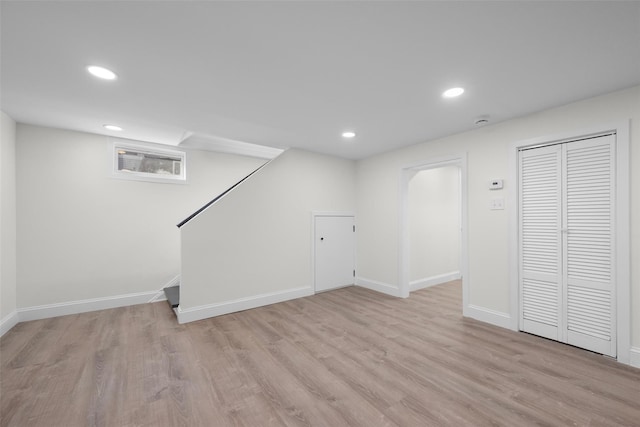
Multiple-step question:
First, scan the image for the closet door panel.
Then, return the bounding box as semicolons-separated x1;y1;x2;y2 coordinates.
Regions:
564;136;616;356
519;145;563;340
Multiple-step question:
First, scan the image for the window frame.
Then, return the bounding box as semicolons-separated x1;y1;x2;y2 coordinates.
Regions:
111;140;187;184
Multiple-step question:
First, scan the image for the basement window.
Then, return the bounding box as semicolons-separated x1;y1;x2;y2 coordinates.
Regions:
112;142;186;183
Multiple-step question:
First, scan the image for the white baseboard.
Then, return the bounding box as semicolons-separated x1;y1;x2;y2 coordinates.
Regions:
177;286;314;324
147;274;181;303
410;271;461;292
18;291;160;322
464;304;512;330
355;276;401;297
630;347;640;369
0;311;19;337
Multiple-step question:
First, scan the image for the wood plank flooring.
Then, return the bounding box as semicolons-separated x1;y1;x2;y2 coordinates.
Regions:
2;280;639;426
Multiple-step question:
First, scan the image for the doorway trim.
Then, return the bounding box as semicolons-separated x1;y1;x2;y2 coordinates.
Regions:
508;121;630;364
399;154;469;309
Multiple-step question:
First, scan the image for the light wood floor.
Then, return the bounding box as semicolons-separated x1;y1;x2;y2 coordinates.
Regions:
1;280;639;426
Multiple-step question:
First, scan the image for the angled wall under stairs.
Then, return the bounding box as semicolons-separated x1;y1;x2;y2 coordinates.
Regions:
178;148;356;323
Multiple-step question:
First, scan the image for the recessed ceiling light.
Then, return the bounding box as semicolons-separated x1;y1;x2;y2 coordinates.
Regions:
342;131;356;138
103;124;123;131
87;65;117;80
442;87;465;98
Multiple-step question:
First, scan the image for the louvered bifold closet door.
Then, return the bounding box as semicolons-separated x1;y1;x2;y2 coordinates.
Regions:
519;145;563;341
563;135;616;357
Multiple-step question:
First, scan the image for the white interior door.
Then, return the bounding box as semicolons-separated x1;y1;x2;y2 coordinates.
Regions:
315;215;355;293
519;134;616;357
519;144;563;342
563;136;616;356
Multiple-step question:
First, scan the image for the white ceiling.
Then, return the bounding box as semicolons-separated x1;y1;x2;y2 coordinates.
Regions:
2;1;639;160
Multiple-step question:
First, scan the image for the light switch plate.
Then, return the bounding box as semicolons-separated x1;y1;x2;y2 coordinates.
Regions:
490;198;505;210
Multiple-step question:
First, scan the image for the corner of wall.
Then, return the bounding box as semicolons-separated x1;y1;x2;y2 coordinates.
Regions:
0;111;18;331
630;347;640;369
355;276;402;297
464;304;513;330
409;271;461;292
0;311;19;337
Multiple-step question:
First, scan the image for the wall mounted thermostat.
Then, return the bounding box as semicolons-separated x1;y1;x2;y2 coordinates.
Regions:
489;179;504;190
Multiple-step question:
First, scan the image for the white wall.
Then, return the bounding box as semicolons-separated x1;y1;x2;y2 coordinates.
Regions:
356;85;640;349
1;111;18;332
409;166;460;286
16;124;265;310
179;148;355;322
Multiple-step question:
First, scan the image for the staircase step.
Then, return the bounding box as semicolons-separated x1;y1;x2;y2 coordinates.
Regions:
164;285;180;308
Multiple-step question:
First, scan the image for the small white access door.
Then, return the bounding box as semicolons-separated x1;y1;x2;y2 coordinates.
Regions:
314;215;355;293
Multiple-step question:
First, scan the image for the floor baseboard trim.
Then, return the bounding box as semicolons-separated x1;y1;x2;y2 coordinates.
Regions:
355;277;401;297
18;291;160;322
630;347;640;369
147;274;181;303
177;286;314;324
410;271;461;292
0;311;19;337
465;304;512;330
